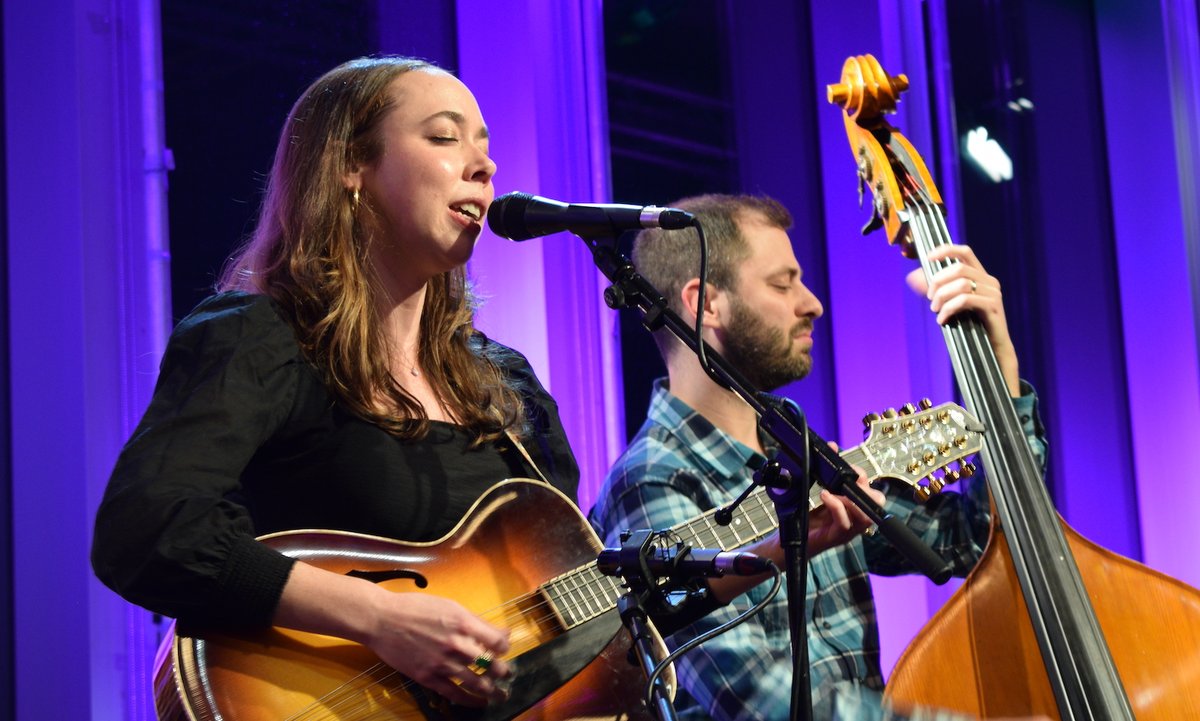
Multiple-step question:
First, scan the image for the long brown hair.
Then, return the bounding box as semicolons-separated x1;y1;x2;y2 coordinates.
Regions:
219;56;524;442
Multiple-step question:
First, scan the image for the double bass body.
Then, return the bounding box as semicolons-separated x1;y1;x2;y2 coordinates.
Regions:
887;521;1200;718
827;54;1200;720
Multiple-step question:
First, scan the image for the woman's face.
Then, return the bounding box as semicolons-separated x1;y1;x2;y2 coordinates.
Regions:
358;68;496;284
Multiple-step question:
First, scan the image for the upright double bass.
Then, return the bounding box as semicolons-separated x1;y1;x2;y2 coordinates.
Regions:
825;55;1200;719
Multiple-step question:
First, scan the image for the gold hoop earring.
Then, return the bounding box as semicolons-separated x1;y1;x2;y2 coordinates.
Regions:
351;188;361;211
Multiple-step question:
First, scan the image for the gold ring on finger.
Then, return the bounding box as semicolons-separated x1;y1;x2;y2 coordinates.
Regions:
470;651;493;674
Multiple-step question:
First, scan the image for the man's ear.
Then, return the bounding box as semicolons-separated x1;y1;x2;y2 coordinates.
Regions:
680;278;726;330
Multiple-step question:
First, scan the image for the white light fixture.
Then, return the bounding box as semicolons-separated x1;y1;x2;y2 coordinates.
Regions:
965;126;1013;183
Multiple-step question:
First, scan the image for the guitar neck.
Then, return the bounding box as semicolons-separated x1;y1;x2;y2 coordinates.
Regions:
542;443;872;630
671;442;871;553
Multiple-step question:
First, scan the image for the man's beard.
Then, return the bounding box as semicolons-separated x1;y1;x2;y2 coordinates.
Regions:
721;296;813;391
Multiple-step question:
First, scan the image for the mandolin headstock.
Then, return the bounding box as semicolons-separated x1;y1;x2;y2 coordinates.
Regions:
859;400;984;501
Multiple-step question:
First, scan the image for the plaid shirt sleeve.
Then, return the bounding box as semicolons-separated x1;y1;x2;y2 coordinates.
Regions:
593;451;796;721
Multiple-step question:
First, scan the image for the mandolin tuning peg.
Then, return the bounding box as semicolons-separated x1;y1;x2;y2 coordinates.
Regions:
899;402;917;416
914;485;931;502
918;398;933;410
861;412;882;428
941;468;961;485
882;408;899;419
959;462;977;479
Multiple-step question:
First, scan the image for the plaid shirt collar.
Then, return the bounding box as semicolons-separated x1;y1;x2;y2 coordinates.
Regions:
645;378;767;485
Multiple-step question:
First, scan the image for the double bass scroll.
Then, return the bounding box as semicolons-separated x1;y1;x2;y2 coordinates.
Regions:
826;54;1200;720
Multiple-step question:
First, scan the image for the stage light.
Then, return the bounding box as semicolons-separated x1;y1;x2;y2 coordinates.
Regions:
965;126;1013;183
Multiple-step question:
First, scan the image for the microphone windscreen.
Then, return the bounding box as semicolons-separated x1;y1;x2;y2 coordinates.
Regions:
487;191;534;240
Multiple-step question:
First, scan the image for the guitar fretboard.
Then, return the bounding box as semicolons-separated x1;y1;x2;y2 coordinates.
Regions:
542;444;871;629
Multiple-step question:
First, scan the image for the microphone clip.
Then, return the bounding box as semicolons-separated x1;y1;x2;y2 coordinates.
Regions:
598;529;771;590
598;529;688;591
597;530;709;626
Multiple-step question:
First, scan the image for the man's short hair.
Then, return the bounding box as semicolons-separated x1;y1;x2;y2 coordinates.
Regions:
632;194;793;361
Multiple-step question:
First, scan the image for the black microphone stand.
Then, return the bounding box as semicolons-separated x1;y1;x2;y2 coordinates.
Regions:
581;234;954;721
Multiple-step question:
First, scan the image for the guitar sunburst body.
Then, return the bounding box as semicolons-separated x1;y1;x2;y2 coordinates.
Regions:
155;480;658;721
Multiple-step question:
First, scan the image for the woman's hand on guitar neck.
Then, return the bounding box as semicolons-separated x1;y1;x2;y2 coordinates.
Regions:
273;561;512;708
906;244;1021;396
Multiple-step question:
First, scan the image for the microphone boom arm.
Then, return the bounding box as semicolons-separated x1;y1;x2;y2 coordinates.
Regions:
587;236;953;585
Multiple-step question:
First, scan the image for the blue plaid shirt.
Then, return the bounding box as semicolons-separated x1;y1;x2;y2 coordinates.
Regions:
589;380;1046;721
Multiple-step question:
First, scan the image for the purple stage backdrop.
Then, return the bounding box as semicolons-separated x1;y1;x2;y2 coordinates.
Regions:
3;1;1198;719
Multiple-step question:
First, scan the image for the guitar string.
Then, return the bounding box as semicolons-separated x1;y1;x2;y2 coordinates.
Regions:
277;432;960;718
278;421;959;718
275;503;786;720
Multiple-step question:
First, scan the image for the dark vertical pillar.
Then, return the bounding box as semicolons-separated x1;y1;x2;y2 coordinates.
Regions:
161;0;377;318
0;6;12;720
943;0;1141;557
725;0;837;436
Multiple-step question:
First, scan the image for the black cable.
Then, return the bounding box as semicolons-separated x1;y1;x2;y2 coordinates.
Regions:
692;221;727;388
642;561;783;712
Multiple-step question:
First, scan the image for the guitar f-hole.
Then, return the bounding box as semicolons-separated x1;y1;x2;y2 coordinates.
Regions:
346;568;430;587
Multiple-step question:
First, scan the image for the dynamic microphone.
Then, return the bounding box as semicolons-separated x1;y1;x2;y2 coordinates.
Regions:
596;544;773;580
487;191;696;241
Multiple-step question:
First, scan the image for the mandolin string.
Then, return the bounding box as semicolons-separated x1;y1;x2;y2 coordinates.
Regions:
281;410;966;719
282;590;555;721
279;430;952;720
275;492;761;720
279;559;636;721
281;661;404;720
280;582;554;720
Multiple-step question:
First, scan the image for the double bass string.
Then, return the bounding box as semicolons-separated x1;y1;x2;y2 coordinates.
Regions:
903;180;1127;718
906;186;1074;653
